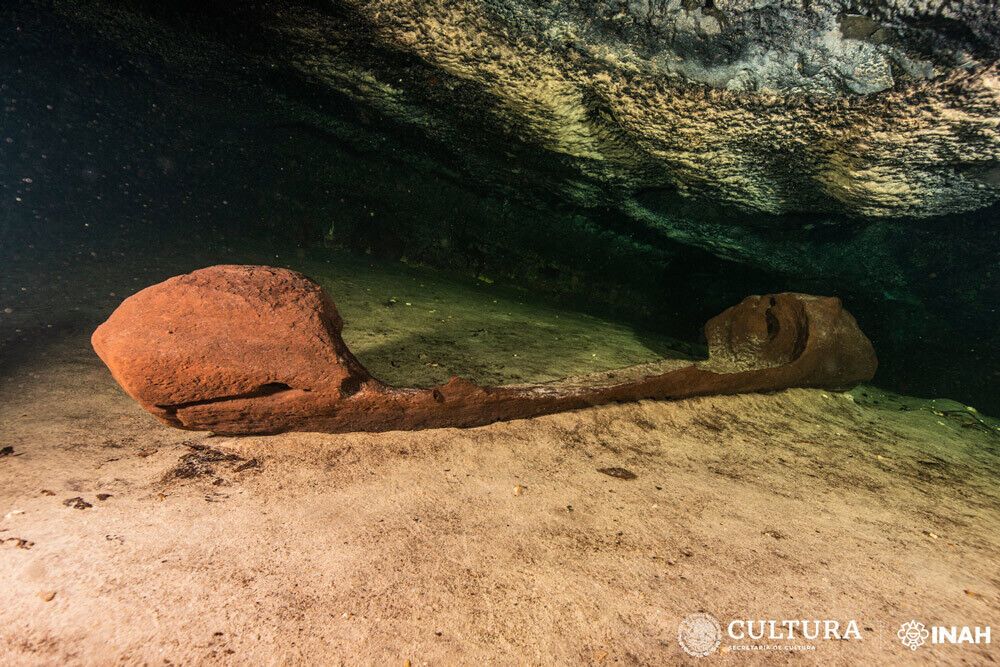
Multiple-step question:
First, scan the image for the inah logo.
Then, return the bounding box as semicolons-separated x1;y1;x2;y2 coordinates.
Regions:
898;621;929;650
934;625;991;645
678;613;722;657
897;620;991;649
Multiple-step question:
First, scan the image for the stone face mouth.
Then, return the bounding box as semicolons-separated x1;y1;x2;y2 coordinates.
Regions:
92;265;876;435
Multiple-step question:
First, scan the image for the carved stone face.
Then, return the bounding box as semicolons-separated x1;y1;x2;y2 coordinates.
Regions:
704;292;877;387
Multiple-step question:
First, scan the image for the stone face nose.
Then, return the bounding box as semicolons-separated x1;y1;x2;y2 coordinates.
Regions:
92;265;877;435
703;294;809;371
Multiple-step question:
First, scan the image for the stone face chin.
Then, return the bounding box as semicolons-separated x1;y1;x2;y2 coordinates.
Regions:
92;265;876;435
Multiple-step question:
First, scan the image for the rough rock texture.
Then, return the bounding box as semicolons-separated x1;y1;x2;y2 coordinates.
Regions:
92;265;876;434
54;0;1000;219
90;266;372;430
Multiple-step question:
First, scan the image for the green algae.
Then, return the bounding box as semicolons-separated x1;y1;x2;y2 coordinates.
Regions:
281;253;698;388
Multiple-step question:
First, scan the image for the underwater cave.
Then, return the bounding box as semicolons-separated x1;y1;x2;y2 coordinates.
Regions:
1;0;998;662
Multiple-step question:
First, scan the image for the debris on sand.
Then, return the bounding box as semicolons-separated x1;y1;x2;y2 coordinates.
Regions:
62;497;92;510
96;493;112;501
1;537;34;549
233;458;259;472
165;442;257;482
597;467;637;480
0;446;14;457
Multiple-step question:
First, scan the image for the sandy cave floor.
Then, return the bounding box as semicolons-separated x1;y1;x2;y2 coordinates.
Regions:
1;242;999;665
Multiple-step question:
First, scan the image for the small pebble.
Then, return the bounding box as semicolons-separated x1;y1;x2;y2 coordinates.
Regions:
38;591;56;602
597;467;637;480
63;497;92;510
